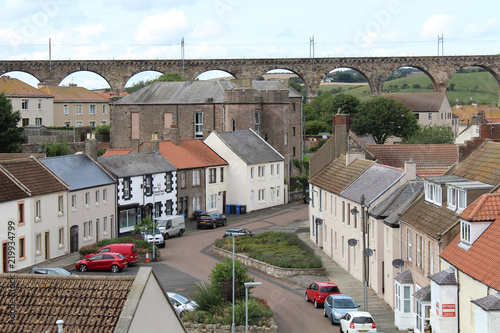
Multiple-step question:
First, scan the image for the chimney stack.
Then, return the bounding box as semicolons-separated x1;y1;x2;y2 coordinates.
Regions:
150;132;159;152
85;132;98;160
404;160;417;181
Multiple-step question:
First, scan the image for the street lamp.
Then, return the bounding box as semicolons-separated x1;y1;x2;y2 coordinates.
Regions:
244;282;262;333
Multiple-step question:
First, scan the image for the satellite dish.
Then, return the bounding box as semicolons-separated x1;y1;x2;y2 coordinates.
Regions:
365;248;374;257
305;197;311;204
347;238;358;246
392;259;405;268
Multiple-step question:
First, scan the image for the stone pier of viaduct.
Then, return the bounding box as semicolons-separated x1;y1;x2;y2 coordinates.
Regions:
1;55;499;101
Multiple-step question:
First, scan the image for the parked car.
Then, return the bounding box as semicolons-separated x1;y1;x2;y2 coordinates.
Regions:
157;215;185;239
223;228;254;238
85;243;138;264
305;281;341;308
167;292;198;318
76;252;128;273
29;267;74;275
339;311;377;333
323;294;360;325
143;228;165;248
197;211;227;229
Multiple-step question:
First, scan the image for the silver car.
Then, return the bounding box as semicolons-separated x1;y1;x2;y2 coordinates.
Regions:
167;292;198;318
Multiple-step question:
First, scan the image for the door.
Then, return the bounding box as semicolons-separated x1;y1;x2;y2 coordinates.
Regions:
2;242;7;273
70;226;79;253
44;232;49;260
96;220;99;242
250;190;254;211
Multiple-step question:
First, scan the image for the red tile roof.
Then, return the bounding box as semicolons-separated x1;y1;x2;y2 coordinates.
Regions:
38;84;109;102
441;193;500;290
157;139;227;169
453;104;500;125
95;89;129;99
0;76;51;97
0;157;68;196
459;192;500;222
367;144;458;177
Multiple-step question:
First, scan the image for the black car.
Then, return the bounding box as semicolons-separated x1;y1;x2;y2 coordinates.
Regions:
223;228;254;238
197;211;227;229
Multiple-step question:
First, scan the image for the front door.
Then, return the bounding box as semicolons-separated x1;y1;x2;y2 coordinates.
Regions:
2;242;7;273
44;232;49;260
70;226;79;253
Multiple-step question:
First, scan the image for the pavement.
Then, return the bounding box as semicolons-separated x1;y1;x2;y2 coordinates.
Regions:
31;201;399;332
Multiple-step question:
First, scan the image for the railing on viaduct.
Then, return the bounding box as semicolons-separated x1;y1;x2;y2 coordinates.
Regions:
1;55;500;101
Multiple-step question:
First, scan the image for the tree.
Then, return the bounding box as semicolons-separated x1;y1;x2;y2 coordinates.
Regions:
351;96;419;144
403;125;454;144
305;120;330;135
291;159;309;189
39;142;73;157
125;72;186;93
0;92;24;153
132;215;158;235
304;92;360;129
209;257;254;303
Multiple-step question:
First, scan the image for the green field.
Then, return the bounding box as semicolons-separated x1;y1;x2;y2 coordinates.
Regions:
317;71;499;105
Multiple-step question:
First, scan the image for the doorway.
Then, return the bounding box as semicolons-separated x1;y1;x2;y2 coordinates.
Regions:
44;232;49;260
2;242;8;273
70;226;79;253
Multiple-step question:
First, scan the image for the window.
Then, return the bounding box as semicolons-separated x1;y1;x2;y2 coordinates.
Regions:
193;170;200;186
277;164;280;176
209;168;216;184
428;113;432;120
144;175;152;195
89;105;96;114
85;192;90;206
220;167;224;183
18;202;25;224
193;196;201;211
58;196;64;214
209;194;217;210
250;167;254;180
461;220;471;245
19;237;26;259
64;105;68;115
74;105;82;115
90;121;96;127
416;300;431;332
447;186;457;210
95;190;100;204
58;228;64;247
76;121;82;127
293;147;296;156
292;103;296;112
194;112;203;138
270;164;274;177
35;234;42;254
285;133;288;145
404;286;411;312
276;186;280;198
84;222;87;238
258;189;265;201
181;171;186;188
103;216;108;233
88;221;92;238
35;118;42;125
408;230;412;261
417;234;423;268
38;99;42;110
64;122;70;127
100;121;106;125
255;112;260;134
165;200;173;215
258;166;265;178
292;127;296;136
166;173;172;192
347;203;351;225
35;200;41;220
103;105;107;115
429;242;434;274
457;189;467;213
232;119;236;131
342;236;345;258
123;178;131;199
22;99;28;110
103;189;107;202
424;181;442;206
119;208;139;231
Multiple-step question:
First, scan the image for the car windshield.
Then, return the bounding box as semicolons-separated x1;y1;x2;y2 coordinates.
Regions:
117;253;126;259
174;294;189;304
352;316;374;324
52;268;71;275
157;220;167;227
333;299;357;308
320;286;339;293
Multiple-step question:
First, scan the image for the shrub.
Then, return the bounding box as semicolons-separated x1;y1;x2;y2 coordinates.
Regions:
232;298;274;326
78;244;99;256
78;236;157;256
189;282;223;312
209;257;254;303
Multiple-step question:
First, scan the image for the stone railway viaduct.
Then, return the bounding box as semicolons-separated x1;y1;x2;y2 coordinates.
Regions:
1;55;500;101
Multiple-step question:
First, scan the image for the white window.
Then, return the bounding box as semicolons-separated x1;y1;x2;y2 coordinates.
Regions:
71;194;76;209
35;234;42;254
461;220;471;245
258;166;265;178
255;112;260;134
95;190;99;204
424;181;441;206
103;216;108;233
416;300;431;332
194;112;203;138
74;105;82;115
103;189;107;202
58;228;64;247
209;168;216;184
89;105;96;115
447;186;457;210
83;222;87;238
85;192;90;206
277;164;280;176
90;121;96;128
270;164;274;177
35;200;41;220
408;230;412;261
35;118;42;125
404;285;411;312
209;194;217;210
58;196;64;214
88;221;92;238
258;189;265;201
457;189;467;213
103;105;107;114
100;121;106;125
193;170;200;186
166;174;172;192
38;99;42;110
64;104;68;115
276;186;280;198
250;167;254;180
181;171;186;188
76;121;83;127
193;196;201;211
285;133;288;145
123;178;130;199
22;99;28;110
64;122;70;127
417;234;423;268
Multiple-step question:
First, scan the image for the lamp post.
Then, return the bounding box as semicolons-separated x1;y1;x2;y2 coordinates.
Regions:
152;184;156;262
244;282;262;333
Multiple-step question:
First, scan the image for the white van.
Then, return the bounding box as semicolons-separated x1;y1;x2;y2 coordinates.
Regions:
156;215;186;239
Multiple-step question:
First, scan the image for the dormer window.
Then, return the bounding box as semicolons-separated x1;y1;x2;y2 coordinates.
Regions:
424;181;442;206
460;220;471;246
447;186;466;212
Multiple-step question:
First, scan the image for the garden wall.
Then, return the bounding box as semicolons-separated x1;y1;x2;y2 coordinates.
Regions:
211;247;326;279
184;318;278;333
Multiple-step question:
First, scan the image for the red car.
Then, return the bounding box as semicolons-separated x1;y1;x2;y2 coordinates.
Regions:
305;281;340;308
76;252;128;273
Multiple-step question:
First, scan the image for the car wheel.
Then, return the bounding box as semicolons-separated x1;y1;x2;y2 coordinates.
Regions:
111;265;120;273
164;233;169;240
159;242;165;248
332;315;335;326
305;293;309;302
79;264;87;272
178;229;184;237
314;299;319;308
179;311;184;318
212;222;216;229
323;308;327;317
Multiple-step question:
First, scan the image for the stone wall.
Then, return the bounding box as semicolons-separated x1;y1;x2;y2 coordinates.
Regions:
184;318;278;333
211;247;326;279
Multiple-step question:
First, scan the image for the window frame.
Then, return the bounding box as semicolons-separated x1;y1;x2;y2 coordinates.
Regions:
194;112;203;138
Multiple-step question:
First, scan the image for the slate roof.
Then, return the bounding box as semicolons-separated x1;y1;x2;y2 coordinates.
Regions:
382;92;446;112
114;80;299;105
340;163;405;206
309;155;374;195
213;130;283;164
0;157;68;196
452;141;500;185
98;152;176;178
472;293;500;311
413;285;431;302
0;274;134;333
440;193;500;290
370;181;424;226
0;76;51;98
453;104;500;125
366;144;458;177
0;166;30;203
156;139;228;169
38;85;109;102
41;154;115;191
394;269;413;283
102;148;133;157
429;267;457;285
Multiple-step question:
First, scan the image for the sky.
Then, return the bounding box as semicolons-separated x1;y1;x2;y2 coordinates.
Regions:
1;0;499;89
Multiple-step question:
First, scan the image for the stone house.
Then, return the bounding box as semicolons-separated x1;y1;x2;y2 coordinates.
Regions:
0;75;54;127
40;154;117;252
204;129;285;212
38;83;110;128
110;79;303;180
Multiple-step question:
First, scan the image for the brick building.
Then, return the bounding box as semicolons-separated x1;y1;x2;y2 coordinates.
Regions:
110;79;303;180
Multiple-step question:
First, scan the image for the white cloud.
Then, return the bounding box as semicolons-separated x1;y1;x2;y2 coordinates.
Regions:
461;18;499;38
420;14;457;39
190;20;224;40
135;9;190;44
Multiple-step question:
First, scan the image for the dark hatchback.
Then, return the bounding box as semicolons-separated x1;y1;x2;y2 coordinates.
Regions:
196;211;227;229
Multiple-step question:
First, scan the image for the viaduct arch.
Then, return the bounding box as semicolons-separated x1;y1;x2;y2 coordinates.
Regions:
1;55;500;102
